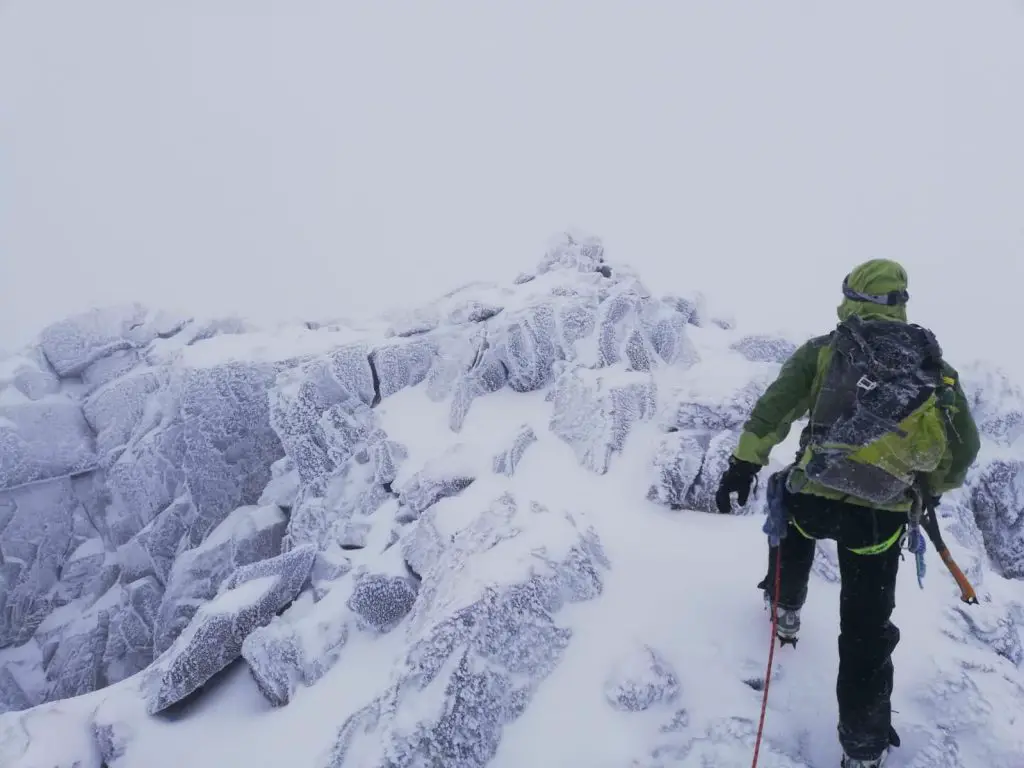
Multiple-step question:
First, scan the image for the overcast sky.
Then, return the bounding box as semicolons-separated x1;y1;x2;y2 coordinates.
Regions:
1;0;1022;374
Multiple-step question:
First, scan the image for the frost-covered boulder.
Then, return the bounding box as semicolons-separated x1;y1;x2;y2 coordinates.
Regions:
38;304;188;379
685;430;744;514
549;366;657;475
178;363;285;547
960;364;1024;447
447;349;508;432
82;368;164;465
115;496;191;585
38;304;151;378
494;303;560;393
0;352;60;401
347;573;418;633
103;576;164;684
0;400;96;491
969;459;1024;579
0;479;85;647
145;545;315;715
647;432;706;509
370;339;436;400
730;334;797;364
537;232;608;275
0;668;35;715
492;425;537;477
153;505;288;654
54;539;107;606
243;577;351;706
325;493;608;768
270;346;376;485
395;444;476;522
44;610;111;701
604;645;681;712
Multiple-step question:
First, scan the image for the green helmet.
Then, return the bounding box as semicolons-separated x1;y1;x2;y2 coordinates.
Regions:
837;259;909;322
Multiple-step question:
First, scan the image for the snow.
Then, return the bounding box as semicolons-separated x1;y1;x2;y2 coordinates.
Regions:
0;242;1022;767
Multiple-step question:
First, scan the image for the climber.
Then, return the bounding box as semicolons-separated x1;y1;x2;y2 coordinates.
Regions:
714;259;981;768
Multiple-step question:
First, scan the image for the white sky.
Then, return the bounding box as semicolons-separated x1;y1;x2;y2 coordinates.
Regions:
1;0;1023;374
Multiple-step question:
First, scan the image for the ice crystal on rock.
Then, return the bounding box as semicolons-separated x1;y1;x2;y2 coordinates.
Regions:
549;366;657;474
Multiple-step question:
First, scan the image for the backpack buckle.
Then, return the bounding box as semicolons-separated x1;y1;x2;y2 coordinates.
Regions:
856;375;878;392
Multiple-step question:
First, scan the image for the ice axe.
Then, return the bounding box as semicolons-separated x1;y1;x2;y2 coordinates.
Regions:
914;479;979;605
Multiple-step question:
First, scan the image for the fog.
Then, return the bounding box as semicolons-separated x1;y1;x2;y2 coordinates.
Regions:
2;0;1022;374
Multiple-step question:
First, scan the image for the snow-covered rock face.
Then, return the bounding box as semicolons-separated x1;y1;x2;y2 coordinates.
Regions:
0;232;1022;768
326;493;609;768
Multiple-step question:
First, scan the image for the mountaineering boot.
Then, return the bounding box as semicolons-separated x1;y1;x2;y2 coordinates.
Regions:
840;749;888;767
763;590;800;646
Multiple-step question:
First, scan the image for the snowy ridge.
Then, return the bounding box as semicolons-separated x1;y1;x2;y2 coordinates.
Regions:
0;233;1021;767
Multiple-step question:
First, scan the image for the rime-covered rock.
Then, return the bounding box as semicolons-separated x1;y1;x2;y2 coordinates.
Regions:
448;350;508;432
447;300;503;325
54;539;107;606
178;363;285;548
38;304;150;378
959;364;1024;446
115;496;191;585
258;457;301;511
347;573;418;633
103;576;164;684
105;421;187;546
969;459;1024;579
325;493;608;768
661;377;770;434
153;505;287;654
647;432;705;509
286;432;402;552
310;546;353;601
45;610;111;701
0;399;96;491
0;667;34;714
0;479;80;647
270;346;376;484
81;347;143;392
596;293;659;371
400;509;448;580
92;719;134;766
642;303;699;368
495;303;560;393
537;232;607;275
492;425;538;477
370;339;436;399
945;604;1023;667
0;352;60;401
243;584;350;706
730;334;797;364
396;445;476;521
549;367;657;475
146;546;315;715
604;645;680;712
82;368;164;465
685;430;743;514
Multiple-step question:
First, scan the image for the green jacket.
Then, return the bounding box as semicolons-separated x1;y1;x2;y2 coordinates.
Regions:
733;260;981;512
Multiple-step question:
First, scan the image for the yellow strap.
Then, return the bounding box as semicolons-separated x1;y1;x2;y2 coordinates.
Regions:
848;524;904;555
790;517;815;541
789;517;903;554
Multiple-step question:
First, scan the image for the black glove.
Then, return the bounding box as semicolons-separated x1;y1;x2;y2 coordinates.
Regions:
715;457;761;514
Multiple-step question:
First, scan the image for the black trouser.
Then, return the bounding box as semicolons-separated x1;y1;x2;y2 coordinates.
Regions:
760;488;905;761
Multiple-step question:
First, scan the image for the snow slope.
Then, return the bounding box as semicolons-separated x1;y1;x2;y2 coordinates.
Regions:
1;235;1023;767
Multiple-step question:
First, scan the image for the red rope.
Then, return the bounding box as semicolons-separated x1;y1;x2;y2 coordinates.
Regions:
751;547;783;768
